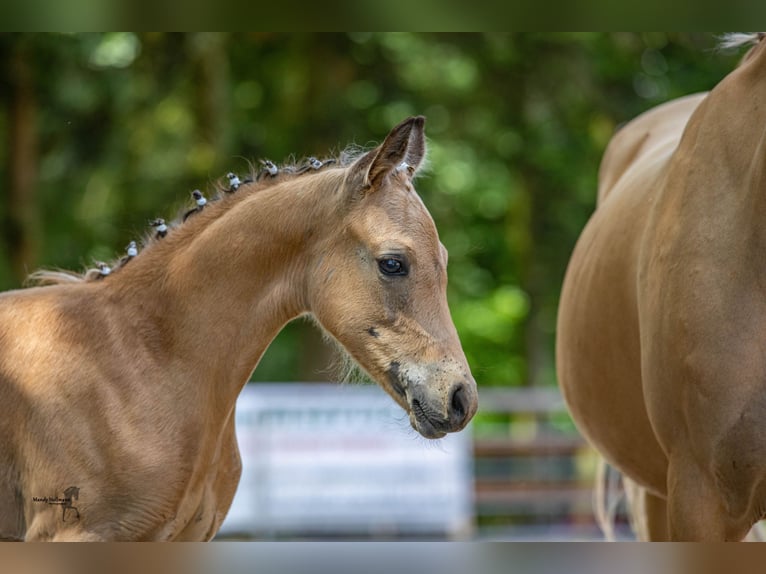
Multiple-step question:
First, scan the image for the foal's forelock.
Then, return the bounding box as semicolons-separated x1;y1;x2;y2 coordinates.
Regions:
27;152;361;287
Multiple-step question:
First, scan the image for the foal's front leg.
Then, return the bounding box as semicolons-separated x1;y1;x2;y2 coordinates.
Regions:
25;518;109;542
49;530;109;541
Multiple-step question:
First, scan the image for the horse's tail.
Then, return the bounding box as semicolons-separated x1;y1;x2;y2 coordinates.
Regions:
594;456;648;541
593;456;622;540
621;474;649;541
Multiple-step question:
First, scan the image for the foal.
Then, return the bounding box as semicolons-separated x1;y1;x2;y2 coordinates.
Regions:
0;116;478;541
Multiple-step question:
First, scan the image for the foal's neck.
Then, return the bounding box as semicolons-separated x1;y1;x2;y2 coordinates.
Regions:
110;172;344;412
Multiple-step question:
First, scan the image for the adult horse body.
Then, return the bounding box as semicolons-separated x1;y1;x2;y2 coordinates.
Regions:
0;117;478;541
557;36;766;541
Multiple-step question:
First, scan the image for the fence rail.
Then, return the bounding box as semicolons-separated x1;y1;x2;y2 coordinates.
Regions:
472;386;611;540
475;387;570;414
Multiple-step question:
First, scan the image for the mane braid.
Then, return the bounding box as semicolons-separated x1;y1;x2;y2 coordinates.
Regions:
26;154;348;286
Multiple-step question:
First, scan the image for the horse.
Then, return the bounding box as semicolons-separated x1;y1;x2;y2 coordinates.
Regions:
557;33;766;541
0;116;478;541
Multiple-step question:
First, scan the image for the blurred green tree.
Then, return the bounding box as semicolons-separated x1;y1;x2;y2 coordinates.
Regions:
0;33;742;388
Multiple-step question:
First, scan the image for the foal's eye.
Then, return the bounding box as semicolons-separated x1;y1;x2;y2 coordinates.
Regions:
378;257;407;276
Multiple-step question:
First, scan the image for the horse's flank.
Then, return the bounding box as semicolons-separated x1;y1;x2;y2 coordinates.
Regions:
557;35;766;540
0;116;478;541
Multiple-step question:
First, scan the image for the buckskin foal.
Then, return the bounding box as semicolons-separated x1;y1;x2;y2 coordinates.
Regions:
558;34;766;541
0;116;478;541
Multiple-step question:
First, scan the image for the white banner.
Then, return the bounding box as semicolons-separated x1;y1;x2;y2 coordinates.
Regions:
218;383;474;538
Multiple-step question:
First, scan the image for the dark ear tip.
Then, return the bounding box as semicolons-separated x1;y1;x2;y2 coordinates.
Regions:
395;115;425;131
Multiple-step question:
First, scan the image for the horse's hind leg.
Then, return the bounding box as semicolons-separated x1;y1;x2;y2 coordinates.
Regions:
642;491;670;541
622;477;669;540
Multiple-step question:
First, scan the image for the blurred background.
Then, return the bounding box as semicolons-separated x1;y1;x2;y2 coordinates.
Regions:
0;33;744;539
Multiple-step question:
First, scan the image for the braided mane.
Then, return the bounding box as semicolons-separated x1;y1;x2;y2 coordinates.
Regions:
28;151;361;287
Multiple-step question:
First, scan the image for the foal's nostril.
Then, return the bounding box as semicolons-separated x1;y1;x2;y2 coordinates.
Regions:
449;384;468;425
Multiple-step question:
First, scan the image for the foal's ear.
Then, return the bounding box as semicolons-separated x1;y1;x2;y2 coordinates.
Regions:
353;116;426;189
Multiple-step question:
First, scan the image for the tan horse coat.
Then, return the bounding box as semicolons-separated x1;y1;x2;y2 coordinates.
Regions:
558;37;766;540
0;117;477;541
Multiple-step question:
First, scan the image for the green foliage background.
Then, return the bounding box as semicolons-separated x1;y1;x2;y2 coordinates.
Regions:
0;33;742;389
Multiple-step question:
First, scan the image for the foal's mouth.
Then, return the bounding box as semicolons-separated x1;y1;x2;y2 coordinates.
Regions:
385;361;450;439
410;398;448;439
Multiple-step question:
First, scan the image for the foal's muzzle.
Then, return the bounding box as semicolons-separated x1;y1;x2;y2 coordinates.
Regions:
407;379;478;439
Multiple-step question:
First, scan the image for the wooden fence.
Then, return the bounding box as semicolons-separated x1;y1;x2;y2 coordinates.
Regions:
472;387;629;540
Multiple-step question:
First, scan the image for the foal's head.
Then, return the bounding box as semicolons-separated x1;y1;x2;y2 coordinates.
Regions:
310;116;478;438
